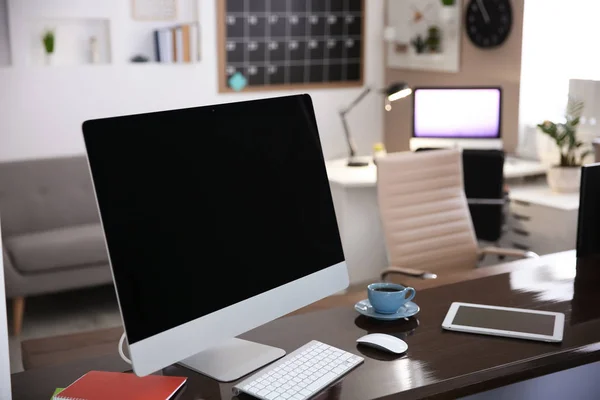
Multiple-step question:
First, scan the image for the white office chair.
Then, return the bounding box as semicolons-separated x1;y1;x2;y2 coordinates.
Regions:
376;149;537;285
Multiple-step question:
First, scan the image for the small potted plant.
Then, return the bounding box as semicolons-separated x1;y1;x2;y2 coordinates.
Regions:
440;0;456;23
425;26;441;53
42;29;55;65
410;35;427;54
537;98;593;193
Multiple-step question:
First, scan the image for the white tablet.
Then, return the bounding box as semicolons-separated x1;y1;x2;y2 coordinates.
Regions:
442;302;564;343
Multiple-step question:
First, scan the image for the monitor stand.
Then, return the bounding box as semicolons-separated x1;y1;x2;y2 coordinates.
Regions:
178;338;285;382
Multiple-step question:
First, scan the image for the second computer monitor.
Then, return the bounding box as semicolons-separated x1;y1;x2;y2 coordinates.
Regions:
410;87;502;151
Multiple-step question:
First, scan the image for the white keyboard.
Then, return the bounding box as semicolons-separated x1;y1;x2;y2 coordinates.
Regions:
233;340;363;400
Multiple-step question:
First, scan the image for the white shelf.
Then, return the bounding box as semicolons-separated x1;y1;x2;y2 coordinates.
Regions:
29;18;111;66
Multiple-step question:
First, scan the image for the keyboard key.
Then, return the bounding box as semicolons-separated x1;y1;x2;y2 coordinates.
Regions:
292;395;303;400
258;389;271;397
307;372;337;392
265;392;279;400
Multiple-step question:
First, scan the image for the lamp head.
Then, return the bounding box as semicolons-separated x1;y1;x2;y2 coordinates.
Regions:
384;82;412;111
386;82;412;101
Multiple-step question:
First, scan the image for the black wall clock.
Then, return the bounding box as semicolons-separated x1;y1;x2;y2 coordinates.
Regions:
465;0;513;49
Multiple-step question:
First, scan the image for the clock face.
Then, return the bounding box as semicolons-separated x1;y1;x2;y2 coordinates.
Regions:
466;0;513;48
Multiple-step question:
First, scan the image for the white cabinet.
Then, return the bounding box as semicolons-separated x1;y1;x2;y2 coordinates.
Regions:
505;184;579;255
326;158;387;285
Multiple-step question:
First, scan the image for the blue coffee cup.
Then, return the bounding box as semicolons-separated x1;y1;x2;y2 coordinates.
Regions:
367;282;416;314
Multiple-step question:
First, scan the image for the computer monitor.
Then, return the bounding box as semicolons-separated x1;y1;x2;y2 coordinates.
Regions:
409;87;503;151
82;94;349;380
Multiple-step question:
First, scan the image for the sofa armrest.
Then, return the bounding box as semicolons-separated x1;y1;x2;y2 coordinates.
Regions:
3;246;21;298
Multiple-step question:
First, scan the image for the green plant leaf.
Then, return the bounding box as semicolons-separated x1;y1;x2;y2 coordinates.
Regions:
581;150;594;162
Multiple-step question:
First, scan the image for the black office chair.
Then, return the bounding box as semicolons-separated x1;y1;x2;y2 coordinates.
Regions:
462;149;505;242
414;148;506;242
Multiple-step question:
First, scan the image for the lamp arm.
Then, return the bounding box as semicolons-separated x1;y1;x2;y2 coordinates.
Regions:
339;86;372;159
340;87;372;115
340;112;357;158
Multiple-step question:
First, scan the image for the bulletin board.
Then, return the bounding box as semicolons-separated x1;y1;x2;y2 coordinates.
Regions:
217;0;365;92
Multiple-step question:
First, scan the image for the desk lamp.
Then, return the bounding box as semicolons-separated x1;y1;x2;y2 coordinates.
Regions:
339;82;412;167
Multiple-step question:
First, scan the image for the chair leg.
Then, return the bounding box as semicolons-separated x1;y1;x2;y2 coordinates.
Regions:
12;296;25;336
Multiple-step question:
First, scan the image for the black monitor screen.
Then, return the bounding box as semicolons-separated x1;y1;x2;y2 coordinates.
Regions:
83;95;344;344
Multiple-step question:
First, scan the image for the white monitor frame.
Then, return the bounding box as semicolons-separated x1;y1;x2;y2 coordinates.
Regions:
126;261;349;377
410;137;503;151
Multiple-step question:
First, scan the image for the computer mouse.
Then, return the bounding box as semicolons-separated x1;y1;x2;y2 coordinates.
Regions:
356;333;408;354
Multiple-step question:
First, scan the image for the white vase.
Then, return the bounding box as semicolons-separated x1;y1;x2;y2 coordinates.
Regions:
44;52;54;66
547;166;581;193
439;5;456;23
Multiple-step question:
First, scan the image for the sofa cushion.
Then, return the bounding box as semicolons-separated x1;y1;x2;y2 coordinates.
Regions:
5;223;109;273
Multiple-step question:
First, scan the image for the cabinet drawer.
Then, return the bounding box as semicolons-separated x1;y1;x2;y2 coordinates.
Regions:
508;201;577;235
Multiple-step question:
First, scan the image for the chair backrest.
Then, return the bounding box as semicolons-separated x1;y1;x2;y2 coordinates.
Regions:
377;149;479;273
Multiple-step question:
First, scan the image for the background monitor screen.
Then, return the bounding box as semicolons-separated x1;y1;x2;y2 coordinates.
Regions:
83;95;345;345
413;88;502;139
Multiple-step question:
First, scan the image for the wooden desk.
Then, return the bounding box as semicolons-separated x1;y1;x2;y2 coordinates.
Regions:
13;251;600;400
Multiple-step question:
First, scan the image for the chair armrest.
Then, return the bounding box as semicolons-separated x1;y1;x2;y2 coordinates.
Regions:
479;246;539;259
381;266;437;281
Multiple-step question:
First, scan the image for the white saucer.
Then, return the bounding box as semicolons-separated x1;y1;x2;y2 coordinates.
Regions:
354;299;420;321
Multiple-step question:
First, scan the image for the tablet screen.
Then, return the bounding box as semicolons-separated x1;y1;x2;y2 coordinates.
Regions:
452;305;556;335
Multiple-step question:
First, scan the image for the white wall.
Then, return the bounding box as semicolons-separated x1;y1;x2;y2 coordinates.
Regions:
0;0;384;162
518;0;600;158
0;0;9;66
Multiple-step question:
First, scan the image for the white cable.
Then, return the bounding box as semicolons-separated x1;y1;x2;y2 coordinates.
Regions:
118;332;132;365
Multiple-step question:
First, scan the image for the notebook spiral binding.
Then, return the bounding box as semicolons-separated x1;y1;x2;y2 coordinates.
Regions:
54;396;86;400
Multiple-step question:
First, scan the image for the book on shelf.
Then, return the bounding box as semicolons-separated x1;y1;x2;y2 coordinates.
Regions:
153;23;199;64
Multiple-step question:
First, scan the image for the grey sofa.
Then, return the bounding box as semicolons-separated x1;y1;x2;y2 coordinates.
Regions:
1;156;113;335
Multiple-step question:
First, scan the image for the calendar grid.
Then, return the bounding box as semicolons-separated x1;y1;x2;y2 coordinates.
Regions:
284;0;291;84
222;0;363;90
264;0;270;84
243;0;249;79
323;0;330;82
303;0;311;83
